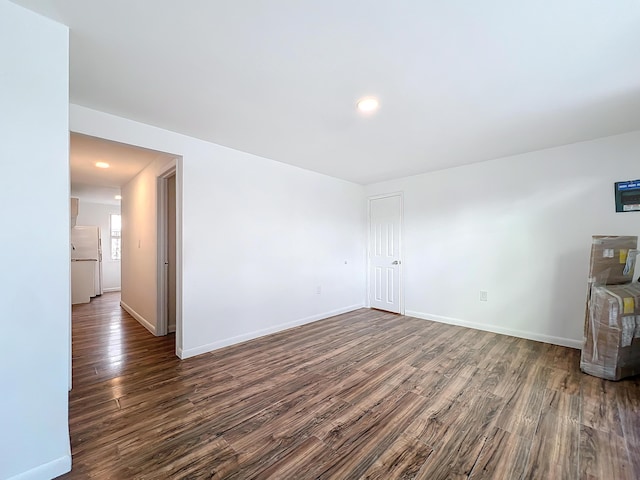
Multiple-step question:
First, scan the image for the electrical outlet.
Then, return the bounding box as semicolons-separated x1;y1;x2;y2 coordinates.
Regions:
479;290;488;302
316;286;322;295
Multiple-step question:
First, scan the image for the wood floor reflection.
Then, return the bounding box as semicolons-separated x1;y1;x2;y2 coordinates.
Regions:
60;292;640;479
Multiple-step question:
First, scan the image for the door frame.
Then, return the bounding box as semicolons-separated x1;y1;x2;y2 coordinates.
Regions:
367;192;405;314
156;160;182;346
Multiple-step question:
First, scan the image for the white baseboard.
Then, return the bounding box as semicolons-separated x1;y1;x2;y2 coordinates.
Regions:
120;300;156;335
179;304;364;359
405;310;582;349
7;454;71;480
103;287;121;293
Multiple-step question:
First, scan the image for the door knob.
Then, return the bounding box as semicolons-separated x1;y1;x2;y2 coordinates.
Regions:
392;260;401;265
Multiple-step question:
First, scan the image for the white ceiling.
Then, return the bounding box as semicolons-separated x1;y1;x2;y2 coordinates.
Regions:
70;133;174;205
13;0;640;184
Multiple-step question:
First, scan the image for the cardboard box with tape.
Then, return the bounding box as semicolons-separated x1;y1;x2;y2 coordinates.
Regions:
581;283;640;381
588;235;638;285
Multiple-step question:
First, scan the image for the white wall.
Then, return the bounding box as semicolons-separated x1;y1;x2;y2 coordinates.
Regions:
75;200;121;291
367;131;640;347
72;105;367;357
120;157;175;334
0;1;71;479
181;145;365;357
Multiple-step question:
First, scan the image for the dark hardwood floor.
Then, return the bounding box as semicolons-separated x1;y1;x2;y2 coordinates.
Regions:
60;292;640;479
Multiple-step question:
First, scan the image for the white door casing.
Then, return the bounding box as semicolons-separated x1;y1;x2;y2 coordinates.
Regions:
368;194;403;314
157;162;179;338
167;174;177;333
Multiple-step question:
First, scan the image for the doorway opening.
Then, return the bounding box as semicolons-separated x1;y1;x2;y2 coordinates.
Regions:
69;132;183;378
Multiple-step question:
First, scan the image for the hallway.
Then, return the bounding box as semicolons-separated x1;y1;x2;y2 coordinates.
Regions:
63;293;178;478
70;292;176;388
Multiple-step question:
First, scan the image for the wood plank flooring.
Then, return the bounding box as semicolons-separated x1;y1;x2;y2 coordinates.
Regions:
60;293;640;479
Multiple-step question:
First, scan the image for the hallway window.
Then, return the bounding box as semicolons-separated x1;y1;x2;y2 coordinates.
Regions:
110;214;121;260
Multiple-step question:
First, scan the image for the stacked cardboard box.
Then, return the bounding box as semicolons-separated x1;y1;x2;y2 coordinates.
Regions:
588;235;637;285
581;236;639;380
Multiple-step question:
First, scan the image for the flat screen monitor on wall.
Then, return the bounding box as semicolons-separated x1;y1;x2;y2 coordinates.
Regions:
615;180;640;212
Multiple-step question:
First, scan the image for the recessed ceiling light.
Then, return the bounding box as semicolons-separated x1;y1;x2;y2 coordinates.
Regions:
115;195;122;200
356;97;380;113
95;161;110;169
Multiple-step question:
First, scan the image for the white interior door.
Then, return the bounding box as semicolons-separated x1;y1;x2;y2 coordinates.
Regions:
369;194;402;313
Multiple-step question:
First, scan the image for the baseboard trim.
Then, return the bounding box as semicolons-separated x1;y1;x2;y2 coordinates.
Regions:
179;304;364;359
405;310;582;349
7;454;71;480
120;300;156;335
103;287;121;293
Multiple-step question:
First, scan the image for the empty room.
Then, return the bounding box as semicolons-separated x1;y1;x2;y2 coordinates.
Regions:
2;1;640;479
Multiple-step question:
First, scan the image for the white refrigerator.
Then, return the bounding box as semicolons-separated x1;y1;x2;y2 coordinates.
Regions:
71;225;103;304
